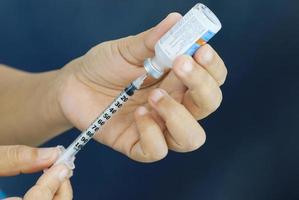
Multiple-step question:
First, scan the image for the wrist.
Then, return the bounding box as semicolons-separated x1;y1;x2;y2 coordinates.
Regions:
37;70;73;136
0;69;73;145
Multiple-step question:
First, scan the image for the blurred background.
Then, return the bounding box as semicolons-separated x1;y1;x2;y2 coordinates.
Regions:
0;0;299;199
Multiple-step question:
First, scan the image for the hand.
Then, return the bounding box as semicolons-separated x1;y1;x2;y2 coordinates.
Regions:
55;13;227;162
0;146;73;200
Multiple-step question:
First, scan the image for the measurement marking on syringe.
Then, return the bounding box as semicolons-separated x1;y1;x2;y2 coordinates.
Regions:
73;92;130;152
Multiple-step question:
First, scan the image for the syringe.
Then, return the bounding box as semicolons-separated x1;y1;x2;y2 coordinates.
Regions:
55;73;148;169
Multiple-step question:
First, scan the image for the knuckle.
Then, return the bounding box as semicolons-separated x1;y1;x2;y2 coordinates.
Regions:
13;146;24;163
208;94;222;113
88;41;106;56
190;78;222;114
203;87;223;113
7;145;34;165
162;103;185;123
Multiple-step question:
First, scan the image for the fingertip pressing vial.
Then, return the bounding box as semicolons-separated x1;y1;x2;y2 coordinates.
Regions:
144;3;222;79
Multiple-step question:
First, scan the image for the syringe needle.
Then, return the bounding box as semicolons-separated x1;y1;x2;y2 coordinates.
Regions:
132;73;147;89
54;73;147;169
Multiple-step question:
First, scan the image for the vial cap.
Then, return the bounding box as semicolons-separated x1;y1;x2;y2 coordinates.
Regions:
144;58;164;79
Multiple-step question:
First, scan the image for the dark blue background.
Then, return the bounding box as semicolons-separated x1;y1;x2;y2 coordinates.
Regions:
1;0;299;199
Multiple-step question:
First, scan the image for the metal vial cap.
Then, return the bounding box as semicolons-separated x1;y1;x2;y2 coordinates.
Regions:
144;58;164;79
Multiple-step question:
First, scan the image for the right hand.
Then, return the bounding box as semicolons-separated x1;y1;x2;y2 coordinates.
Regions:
54;13;227;163
0;145;73;200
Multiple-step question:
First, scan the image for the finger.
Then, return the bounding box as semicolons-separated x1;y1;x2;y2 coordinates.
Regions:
173;55;223;120
54;180;73;200
116;12;182;66
129;106;168;162
24;164;72;200
193;44;227;86
4;197;22;200
148;89;206;152
0;145;60;176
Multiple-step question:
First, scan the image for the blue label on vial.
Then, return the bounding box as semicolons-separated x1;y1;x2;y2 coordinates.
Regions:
185;43;201;56
184;31;216;56
202;31;215;41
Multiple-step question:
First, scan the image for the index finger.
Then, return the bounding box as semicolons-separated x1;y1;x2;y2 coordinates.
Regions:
0;145;59;176
24;164;72;200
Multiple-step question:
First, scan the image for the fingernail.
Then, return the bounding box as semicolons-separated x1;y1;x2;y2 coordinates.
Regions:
200;46;213;64
136;106;148;116
58;166;70;181
176;59;193;77
150;89;165;103
37;147;58;161
56;145;65;156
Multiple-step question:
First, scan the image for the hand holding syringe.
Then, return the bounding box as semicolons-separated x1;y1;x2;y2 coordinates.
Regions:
55;74;148;168
54;3;222;169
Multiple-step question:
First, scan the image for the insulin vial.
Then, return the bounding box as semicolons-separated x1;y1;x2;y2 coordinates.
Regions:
144;3;222;79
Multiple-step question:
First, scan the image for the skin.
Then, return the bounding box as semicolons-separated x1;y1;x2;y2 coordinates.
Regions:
0;146;72;200
0;13;227;199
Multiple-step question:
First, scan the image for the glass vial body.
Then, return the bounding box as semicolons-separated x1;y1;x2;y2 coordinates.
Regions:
144;3;222;79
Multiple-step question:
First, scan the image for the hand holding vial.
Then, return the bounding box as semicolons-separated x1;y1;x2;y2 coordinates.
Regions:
55;4;227;162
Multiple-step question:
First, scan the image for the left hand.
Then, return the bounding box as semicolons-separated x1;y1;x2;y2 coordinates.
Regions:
54;13;227;162
0;145;73;200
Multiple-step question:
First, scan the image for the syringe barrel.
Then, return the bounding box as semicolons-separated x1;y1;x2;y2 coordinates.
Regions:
54;75;146;168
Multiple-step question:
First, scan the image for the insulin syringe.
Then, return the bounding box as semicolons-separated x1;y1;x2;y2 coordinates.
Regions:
55;74;147;169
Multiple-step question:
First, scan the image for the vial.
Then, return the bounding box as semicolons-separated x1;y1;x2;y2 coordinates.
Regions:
144;3;222;79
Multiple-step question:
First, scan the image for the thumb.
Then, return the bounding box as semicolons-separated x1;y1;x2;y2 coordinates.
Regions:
0;145;60;176
24;164;72;200
116;12;182;66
